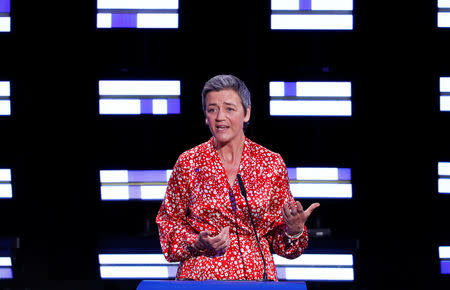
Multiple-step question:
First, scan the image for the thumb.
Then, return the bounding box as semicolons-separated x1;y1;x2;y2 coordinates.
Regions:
305;203;320;216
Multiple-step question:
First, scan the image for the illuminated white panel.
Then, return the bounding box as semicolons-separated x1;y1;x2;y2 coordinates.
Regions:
271;14;353;30
0;101;11;115
290;183;352;198
137;13;178;29
0;82;10;96
438;162;450;194
442;97;450;111
100;170;128;183
0;169;11;181
297;82;351;97
141;185;167;200
99;80;181;115
439;0;450;7
438;178;450;194
99;99;141;115
98;0;178;9
100;266;169;279
99;81;180;96
274;254;353;266
285;267;354;281
439;162;450;175
0;184;12;198
97;0;178;29
0;169;12;198
0;257;12;267
441;77;450;92
271;0;299;10
100;170;171;200
269;82;285;96
97;13;112;28
441;77;450;110
166;170;172;181
101;186;130;200
98;253;353;281
270;100;352;116
0;17;10;32
297;167;339;180
99;254;170;265
440;246;450;259
152;99;168;114
312;0;353;10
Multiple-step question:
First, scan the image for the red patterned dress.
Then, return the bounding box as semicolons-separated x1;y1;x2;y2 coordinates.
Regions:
156;137;308;281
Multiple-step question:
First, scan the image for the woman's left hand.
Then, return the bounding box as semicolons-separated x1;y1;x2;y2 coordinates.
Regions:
282;201;320;236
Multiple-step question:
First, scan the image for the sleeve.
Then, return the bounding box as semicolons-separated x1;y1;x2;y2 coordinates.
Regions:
155;154;202;262
265;154;309;259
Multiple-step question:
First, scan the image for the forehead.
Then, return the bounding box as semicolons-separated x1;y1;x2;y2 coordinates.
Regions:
205;89;241;105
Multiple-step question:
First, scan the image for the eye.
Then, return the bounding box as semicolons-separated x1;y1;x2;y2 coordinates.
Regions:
227;107;235;111
207;108;216;113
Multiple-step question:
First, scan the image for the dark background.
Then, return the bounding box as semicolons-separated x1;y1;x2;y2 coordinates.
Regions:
0;1;449;289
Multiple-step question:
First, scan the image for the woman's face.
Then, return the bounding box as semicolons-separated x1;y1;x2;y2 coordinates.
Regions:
205;89;250;146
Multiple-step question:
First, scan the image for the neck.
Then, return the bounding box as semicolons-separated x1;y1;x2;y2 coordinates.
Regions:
214;135;245;163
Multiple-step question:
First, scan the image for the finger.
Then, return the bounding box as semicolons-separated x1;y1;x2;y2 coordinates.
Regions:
295;201;304;212
283;204;292;218
289;202;298;215
305;202;320;216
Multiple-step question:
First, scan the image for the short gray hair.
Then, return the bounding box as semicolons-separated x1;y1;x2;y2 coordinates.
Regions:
201;75;251;116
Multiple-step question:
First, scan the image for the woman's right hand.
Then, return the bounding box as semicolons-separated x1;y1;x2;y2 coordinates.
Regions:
195;226;230;255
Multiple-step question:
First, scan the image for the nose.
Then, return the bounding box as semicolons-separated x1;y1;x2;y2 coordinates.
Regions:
216;108;226;121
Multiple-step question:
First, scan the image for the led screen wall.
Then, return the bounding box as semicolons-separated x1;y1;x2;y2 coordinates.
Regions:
269;81;352;116
0;81;10;116
99;80;181;115
438;0;450;28
271;0;353;30
97;0;179;29
98;253;354;281
0;0;10;32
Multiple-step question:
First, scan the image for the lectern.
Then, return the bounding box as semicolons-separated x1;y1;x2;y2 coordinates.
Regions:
137;280;307;290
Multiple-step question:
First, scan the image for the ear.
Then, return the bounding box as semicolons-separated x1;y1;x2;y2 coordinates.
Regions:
205;118;209;125
244;106;251;123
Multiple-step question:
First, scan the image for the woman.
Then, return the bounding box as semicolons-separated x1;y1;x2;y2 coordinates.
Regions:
156;75;319;281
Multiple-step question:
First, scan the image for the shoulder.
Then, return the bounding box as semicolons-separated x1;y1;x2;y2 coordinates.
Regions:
246;138;285;167
176;138;214;166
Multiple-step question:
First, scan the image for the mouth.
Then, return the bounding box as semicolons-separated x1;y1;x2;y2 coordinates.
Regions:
216;125;229;132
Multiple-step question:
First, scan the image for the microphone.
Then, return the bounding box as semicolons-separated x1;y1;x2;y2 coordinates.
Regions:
236;174;269;281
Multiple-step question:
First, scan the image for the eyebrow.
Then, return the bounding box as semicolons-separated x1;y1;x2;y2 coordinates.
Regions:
207;102;237;107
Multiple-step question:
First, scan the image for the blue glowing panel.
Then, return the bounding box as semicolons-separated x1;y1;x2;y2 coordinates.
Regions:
0;169;12;199
99;80;181;115
270;81;352;116
438;0;450;28
0;81;11;116
97;0;178;29
0;0;10;32
441;77;450;111
0;257;12;279
98;253;354;281
287;167;352;198
438;162;450;195
271;0;353;30
439;246;450;274
100;169;171;200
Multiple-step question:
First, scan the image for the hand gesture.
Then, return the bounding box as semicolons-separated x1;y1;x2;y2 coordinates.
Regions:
282;201;320;236
195;226;230;255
